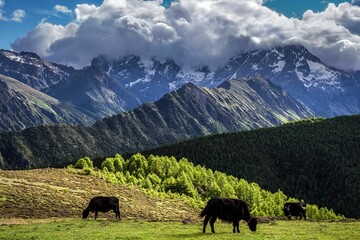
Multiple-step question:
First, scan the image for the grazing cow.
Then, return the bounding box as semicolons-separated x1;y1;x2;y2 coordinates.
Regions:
283;202;306;220
200;197;257;233
82;196;120;219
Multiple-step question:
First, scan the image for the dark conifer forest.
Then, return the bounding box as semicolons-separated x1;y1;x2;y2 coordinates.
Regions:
141;116;360;218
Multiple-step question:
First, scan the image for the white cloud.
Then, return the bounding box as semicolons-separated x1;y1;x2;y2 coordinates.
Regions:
10;0;360;71
54;4;72;14
0;0;25;22
75;4;97;22
12;20;78;57
11;9;25;22
0;0;7;21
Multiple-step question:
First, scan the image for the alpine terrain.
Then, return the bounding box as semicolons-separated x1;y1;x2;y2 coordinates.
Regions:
0;76;313;169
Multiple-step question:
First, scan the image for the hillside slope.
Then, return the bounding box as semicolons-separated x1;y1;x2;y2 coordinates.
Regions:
0;76;312;169
0;168;196;220
0;74;95;131
142;115;360;218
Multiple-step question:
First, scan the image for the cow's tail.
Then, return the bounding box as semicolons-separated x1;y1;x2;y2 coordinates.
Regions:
199;209;207;218
200;202;211;218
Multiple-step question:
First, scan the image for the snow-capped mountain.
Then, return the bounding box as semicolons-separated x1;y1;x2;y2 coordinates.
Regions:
214;45;360;117
1;44;360;132
0;50;75;90
92;45;360;117
91;55;214;104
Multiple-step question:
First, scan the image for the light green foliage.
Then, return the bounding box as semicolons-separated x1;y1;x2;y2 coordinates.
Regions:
105;172;118;184
101;158;115;172
73;157;94;169
176;171;197;197
73;158;87;169
74;154;344;220
82;167;93;175
113;154;125;172
115;171;126;184
83;157;93;169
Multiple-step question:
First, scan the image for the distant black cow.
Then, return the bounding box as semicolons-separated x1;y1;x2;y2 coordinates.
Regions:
283;202;306;220
200;197;257;233
82;196;120;219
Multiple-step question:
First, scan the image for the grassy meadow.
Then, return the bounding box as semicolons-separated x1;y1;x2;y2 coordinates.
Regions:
0;168;359;239
0;218;359;240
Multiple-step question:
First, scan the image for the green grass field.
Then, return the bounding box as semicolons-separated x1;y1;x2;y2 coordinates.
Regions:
0;219;359;240
1;169;359;239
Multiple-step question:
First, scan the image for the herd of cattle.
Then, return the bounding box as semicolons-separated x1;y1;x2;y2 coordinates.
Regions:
83;196;307;233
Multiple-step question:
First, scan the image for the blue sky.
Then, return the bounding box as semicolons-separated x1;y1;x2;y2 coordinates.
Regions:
0;0;103;50
1;0;360;72
0;0;352;50
264;0;352;18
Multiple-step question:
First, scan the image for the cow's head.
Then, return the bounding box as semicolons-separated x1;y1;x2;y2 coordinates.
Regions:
248;217;258;232
82;209;90;219
283;205;290;217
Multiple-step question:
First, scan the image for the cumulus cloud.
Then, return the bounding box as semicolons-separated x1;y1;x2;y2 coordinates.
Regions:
10;0;360;71
54;5;72;14
1;0;25;22
11;9;25;22
0;0;6;21
12;20;78;57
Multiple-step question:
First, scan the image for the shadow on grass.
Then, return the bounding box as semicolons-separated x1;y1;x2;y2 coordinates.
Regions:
165;231;244;239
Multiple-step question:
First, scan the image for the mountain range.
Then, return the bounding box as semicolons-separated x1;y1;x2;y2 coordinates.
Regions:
0;76;312;169
1;45;360;131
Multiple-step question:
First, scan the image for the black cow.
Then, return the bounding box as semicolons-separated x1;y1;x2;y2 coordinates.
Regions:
200;197;257;233
283;202;306;220
82;196;120;219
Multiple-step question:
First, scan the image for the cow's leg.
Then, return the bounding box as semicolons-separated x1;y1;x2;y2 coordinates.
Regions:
203;215;211;233
210;216;217;233
232;221;240;233
303;212;306;221
299;214;302;220
95;211;98;219
113;207;120;219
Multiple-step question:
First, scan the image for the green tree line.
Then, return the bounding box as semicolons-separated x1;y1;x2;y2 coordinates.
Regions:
71;153;343;220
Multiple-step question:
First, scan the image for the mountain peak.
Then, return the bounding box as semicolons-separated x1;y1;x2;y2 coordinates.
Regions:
19;51;41;60
90;55;110;72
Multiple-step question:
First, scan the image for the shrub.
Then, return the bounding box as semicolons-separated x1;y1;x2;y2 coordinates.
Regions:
74;158;88;169
82;167;93;175
101;158;115;172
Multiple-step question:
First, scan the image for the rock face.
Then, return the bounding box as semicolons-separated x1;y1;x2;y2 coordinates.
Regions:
44;66;141;119
0;76;313;169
